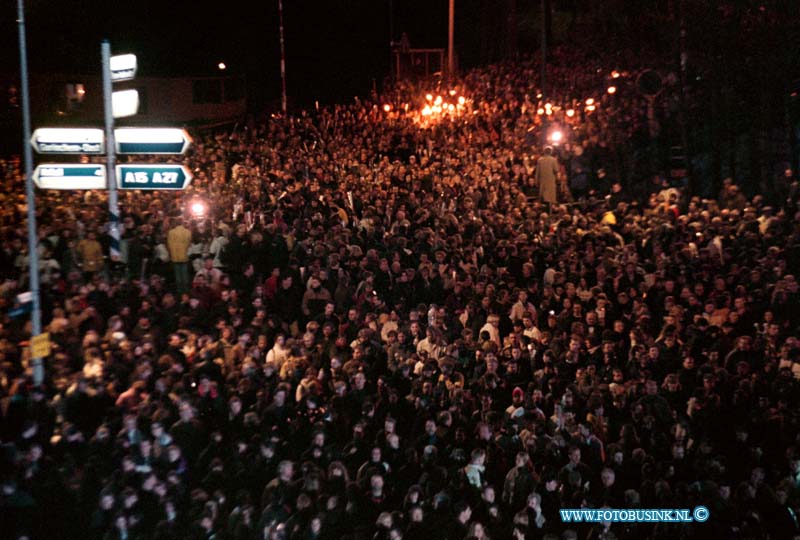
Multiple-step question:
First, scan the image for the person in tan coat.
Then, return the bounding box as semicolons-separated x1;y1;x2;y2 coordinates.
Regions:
76;231;104;277
167;218;192;292
535;146;561;205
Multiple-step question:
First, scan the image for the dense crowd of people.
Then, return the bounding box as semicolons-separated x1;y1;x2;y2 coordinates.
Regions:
1;40;800;540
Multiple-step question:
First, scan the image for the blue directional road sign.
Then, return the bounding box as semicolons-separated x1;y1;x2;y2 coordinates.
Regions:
33;164;106;190
30;128;104;154
115;128;192;154
116;164;193;190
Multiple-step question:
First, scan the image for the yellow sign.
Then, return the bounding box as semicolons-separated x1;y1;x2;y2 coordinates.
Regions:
30;333;51;358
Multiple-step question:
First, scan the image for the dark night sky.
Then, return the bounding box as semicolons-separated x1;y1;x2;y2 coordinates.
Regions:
1;0;460;106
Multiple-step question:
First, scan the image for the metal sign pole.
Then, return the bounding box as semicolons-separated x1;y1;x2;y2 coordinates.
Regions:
17;0;44;386
101;40;121;262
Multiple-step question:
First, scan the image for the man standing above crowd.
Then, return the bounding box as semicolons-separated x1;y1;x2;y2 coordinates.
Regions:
536;146;561;205
167;217;192;293
76;230;104;279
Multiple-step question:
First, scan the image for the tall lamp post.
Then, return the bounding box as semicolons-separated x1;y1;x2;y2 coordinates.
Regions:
278;0;287;114
16;0;44;386
389;0;394;46
448;0;455;77
540;0;546;101
540;0;548;147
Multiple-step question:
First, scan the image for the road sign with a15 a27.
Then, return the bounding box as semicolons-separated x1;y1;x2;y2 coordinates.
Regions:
116;164;193;190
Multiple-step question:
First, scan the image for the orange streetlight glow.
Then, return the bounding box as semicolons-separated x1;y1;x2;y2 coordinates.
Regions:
191;200;207;217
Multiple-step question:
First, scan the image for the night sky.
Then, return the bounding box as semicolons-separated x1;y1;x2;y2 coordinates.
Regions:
0;0;464;106
7;1;797;112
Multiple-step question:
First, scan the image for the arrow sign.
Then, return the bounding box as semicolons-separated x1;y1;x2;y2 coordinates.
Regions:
116;164;193;190
33;164;107;190
30;128;104;154
110;53;137;81
112;89;139;118
115;128;192;154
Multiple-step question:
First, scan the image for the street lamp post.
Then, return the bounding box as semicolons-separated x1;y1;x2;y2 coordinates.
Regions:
16;0;44;386
278;0;288;114
389;0;394;46
448;0;455;77
540;0;548;147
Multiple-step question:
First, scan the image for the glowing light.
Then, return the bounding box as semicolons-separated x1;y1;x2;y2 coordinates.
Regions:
611;70;620;79
566;109;575;117
432;105;442;114
190;200;207;217
383;104;391;112
585;98;595;106
426;94;433;102
607;86;617;95
537;108;545;115
549;130;563;143
546;109;553;115
586;105;596;112
218;62;227;70
447;104;455;112
545;103;552;109
422;105;432;116
449;89;456;96
536;93;542;99
434;96;443;106
457;96;466;105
